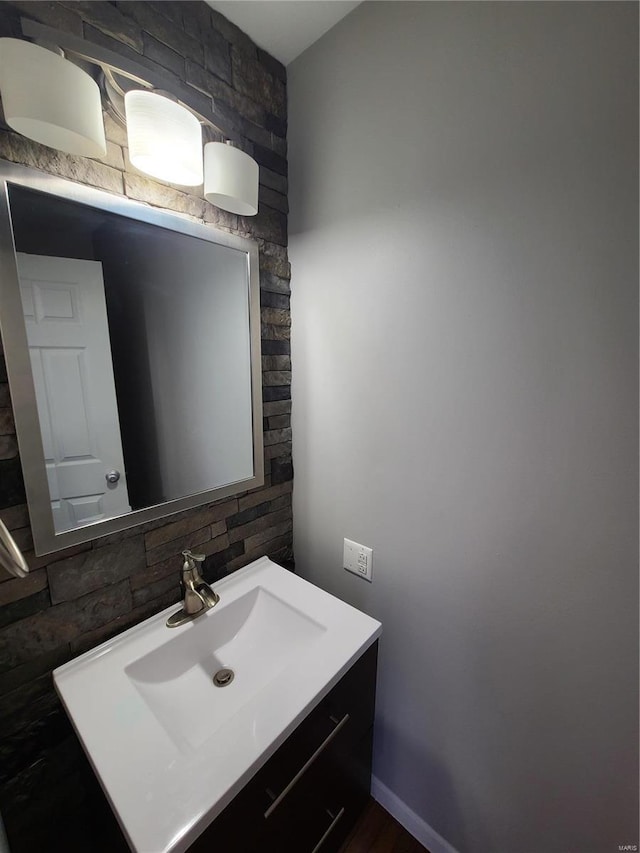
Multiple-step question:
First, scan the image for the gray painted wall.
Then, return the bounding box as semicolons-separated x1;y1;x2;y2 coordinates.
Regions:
288;3;638;852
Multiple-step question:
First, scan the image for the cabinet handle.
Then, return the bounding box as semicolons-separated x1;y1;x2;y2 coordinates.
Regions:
311;807;346;853
263;713;350;818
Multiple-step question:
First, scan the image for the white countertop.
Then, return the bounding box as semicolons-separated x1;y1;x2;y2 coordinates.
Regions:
53;557;382;853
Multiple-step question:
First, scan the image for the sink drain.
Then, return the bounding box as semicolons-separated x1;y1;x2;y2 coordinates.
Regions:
213;668;234;687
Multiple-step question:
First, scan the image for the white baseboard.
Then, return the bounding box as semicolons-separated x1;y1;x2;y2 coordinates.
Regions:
370;776;459;853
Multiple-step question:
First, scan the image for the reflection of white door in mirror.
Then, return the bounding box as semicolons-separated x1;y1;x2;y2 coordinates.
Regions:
16;253;131;533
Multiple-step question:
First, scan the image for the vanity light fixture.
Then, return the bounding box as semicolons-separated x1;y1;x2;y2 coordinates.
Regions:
125;89;203;187
0;37;106;158
204;141;259;216
0;34;260;215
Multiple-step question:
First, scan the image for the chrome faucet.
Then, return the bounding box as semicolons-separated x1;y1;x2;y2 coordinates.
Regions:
166;550;220;628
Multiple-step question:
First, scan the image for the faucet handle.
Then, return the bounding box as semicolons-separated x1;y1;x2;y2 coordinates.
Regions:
181;550;206;586
182;549;205;563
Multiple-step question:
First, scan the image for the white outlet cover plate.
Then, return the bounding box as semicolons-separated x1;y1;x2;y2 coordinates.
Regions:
343;538;373;582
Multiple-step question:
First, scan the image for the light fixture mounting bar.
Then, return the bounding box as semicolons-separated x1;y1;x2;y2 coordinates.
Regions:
19;17;236;143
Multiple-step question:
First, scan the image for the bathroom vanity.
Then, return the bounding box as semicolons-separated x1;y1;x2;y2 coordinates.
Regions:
53;558;381;853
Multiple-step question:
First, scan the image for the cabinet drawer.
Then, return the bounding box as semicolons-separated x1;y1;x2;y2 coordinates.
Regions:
252;726;373;853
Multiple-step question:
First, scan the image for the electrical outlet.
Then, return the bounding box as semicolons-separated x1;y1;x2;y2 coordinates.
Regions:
343;538;373;582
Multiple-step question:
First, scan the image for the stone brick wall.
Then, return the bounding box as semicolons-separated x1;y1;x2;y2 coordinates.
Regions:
0;4;291;850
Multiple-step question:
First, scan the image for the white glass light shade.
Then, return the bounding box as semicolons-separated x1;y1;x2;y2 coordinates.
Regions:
125;90;203;187
204;142;259;216
0;38;106;157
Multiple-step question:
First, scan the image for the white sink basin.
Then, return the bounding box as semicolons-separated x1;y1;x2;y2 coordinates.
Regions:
53;556;381;853
126;586;326;752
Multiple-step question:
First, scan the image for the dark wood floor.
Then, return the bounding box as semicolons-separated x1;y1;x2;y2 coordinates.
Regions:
339;800;430;853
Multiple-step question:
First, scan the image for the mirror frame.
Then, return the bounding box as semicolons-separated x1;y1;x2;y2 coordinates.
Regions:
0;159;264;556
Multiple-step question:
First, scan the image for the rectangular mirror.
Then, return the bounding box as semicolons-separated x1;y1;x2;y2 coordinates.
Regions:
0;161;263;555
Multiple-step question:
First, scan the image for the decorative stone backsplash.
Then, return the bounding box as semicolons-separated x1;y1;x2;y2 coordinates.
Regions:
0;3;291;850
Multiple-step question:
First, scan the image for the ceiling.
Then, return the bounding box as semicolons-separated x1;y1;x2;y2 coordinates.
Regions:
206;1;361;66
